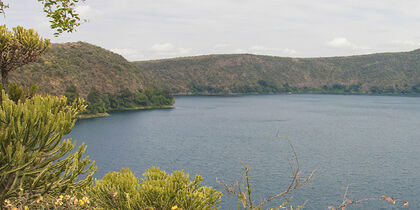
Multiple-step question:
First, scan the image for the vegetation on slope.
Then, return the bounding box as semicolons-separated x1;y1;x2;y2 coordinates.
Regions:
83;87;174;115
10;42;146;97
136;50;420;95
11;41;420;96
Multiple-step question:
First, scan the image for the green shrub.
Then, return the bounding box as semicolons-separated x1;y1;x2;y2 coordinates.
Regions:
89;168;140;209
139;167;221;210
0;91;96;208
89;167;222;210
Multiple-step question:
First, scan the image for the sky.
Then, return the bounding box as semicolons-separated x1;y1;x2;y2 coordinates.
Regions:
2;0;420;61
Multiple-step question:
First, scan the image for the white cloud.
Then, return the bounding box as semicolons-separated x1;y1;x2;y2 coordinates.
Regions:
249;45;298;56
283;48;298;55
234;49;247;53
178;48;192;54
151;43;192;56
213;43;230;50
75;5;103;19
7;0;420;59
110;48;144;61
390;40;420;47
151;43;176;52
250;45;271;53
326;37;369;50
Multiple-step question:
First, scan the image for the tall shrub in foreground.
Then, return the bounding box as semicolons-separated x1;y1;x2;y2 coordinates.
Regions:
89;167;222;209
0;91;96;207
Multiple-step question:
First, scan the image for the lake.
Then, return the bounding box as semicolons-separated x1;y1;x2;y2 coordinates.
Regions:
69;94;420;209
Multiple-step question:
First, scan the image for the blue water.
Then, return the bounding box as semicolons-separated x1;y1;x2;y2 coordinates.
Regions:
69;94;420;209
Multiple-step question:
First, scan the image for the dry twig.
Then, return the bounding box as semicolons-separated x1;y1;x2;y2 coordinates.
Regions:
328;184;408;210
217;135;315;210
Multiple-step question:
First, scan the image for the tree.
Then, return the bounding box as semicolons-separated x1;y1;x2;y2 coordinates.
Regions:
0;25;51;90
0;91;96;207
0;0;86;36
86;87;104;114
0;0;8;14
64;84;79;104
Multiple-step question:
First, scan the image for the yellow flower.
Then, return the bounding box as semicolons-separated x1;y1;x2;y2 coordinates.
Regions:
82;196;90;204
70;196;78;205
80;200;85;206
55;199;63;206
24;206;29;210
171;205;178;210
112;192;118;197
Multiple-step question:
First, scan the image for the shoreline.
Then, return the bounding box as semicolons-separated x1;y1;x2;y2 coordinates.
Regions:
78;105;175;119
173;92;420;97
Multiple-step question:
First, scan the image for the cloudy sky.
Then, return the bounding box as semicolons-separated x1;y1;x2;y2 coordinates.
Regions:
3;0;420;61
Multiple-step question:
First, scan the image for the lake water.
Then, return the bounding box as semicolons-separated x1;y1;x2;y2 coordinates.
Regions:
69;94;420;209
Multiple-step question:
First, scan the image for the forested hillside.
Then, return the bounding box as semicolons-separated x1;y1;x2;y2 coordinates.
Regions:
136;50;420;95
11;41;420;96
10;42;146;97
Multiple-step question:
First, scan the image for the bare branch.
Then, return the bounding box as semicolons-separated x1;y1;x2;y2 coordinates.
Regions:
329;185;408;210
254;136;315;209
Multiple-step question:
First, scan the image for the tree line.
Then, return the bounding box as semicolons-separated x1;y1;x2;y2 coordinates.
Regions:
65;85;174;115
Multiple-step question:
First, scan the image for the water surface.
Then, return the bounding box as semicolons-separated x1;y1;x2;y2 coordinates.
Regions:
70;94;420;209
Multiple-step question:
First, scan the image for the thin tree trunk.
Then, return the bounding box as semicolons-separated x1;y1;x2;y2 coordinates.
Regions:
0;69;7;106
2;70;8;92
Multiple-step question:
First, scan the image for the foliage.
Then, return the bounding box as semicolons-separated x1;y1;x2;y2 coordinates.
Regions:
64;84;79;104
136;51;420;95
84;87;174;114
12;42;146;97
10;42;420;98
37;0;86;36
0;91;96;208
0;0;85;36
138;167;221;209
6;84;39;104
0;25;51;90
0;0;8;14
88;168;140;209
89;167;222;210
3;190;93;209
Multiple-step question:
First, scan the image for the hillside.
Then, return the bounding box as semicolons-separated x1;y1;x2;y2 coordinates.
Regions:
10;42;146;97
135;50;420;95
9;42;420;97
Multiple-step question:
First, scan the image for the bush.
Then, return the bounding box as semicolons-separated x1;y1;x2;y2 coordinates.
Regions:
0;91;96;208
89;167;222;210
88;168;140;209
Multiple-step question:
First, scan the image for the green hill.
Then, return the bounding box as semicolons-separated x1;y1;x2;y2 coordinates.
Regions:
10;41;420;97
10;42;146;97
135;50;420;95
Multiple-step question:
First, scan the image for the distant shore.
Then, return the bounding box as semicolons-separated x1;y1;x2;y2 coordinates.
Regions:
78;105;175;119
173;92;420;97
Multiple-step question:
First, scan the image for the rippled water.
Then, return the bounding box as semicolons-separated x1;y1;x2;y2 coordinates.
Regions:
69;94;420;209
